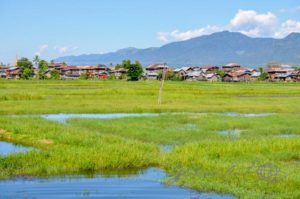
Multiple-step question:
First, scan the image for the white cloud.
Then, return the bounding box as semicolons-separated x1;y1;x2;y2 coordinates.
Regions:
274;20;300;38
229;10;277;37
157;9;300;42
157;32;170;42
157;26;223;42
54;46;78;53
35;44;48;56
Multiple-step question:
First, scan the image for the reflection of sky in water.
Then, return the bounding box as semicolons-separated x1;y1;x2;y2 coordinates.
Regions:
40;113;160;123
0;167;235;199
222;112;273;117
278;134;299;138
160;144;173;152
219;130;240;137
0;141;33;156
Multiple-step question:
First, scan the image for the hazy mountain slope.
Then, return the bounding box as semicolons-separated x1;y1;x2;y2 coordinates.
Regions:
55;31;300;67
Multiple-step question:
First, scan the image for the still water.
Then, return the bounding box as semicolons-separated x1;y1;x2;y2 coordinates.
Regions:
0;141;33;156
0;168;235;199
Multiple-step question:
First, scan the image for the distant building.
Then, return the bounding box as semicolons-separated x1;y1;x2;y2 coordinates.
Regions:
114;68;128;78
200;65;219;73
0;66;10;78
146;64;168;72
267;67;292;81
185;71;206;81
222;63;241;72
146;72;159;80
224;69;251;82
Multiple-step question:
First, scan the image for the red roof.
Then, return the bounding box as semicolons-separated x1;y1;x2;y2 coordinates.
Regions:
146;64;168;70
223;63;241;67
200;65;218;70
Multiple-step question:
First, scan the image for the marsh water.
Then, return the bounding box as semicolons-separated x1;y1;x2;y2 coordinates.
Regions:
39;113;160;123
0;167;235;199
219;130;241;137
0;141;33;156
222;112;273;117
0;140;235;199
3;112;271;198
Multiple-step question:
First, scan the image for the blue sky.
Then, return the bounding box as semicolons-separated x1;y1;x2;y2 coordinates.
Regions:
1;0;300;64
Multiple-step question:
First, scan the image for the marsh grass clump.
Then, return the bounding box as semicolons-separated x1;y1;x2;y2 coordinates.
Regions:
79;161;96;173
0;117;159;179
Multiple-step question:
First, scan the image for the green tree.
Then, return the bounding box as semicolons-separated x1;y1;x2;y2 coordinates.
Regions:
38;60;49;79
22;68;32;79
17;57;33;79
216;70;226;81
258;67;268;81
50;69;60;79
117;60;143;81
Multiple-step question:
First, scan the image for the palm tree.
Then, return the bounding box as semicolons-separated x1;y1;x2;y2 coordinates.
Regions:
33;55;40;68
33;55;40;79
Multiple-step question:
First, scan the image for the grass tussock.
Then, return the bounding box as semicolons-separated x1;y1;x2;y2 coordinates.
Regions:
0;117;159;179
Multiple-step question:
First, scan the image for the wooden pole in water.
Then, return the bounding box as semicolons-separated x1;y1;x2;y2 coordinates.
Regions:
158;63;166;105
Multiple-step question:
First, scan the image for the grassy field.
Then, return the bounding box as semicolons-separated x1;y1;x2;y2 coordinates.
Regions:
0;80;300;198
1;79;300;114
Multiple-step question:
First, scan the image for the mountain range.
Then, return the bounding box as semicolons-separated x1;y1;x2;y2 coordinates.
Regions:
55;31;300;67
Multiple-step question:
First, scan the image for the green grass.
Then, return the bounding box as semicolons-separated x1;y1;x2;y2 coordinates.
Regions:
0;117;159;178
1;80;300;114
67;113;300;143
69;114;300;198
0;80;300;198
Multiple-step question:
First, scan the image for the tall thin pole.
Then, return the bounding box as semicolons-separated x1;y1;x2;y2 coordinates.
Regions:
158;63;166;105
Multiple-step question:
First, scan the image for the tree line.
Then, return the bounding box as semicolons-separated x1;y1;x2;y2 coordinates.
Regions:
6;56;145;80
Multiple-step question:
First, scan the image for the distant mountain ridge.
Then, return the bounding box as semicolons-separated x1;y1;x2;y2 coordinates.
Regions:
55;31;300;67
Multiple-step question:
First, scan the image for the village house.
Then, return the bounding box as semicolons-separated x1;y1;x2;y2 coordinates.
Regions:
146;71;159;80
145;64;168;72
174;66;193;73
205;73;219;82
145;64;168;80
200;65;219;73
223;69;251;82
222;63;241;72
113;68;128;79
174;66;194;79
61;65;111;79
0;66;10;78
267;67;291;81
96;72;110;79
291;70;300;81
185;71;206;81
6;67;21;79
48;63;65;71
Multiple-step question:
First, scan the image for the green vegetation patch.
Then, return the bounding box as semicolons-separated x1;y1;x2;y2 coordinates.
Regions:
0;117;159;179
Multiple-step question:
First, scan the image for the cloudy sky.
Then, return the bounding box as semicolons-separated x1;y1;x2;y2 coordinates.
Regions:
1;0;300;63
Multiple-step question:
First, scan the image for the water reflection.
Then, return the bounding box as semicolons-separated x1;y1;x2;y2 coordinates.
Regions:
0;168;235;199
0;141;33;156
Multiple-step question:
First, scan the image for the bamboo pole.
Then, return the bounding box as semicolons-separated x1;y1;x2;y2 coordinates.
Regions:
158;63;166;105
